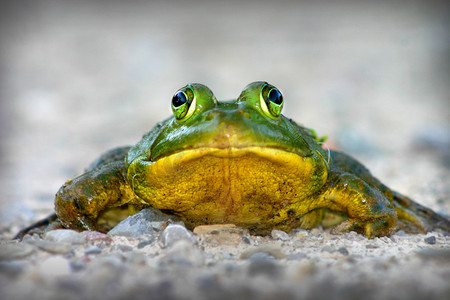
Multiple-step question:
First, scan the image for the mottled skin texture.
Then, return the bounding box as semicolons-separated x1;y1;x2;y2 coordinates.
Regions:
32;82;450;238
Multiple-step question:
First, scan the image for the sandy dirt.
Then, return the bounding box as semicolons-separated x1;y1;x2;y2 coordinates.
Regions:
1;1;449;299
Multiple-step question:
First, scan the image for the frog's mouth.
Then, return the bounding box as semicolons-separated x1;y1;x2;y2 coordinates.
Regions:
148;119;316;162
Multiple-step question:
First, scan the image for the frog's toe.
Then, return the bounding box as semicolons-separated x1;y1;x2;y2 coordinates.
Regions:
330;215;396;238
363;216;396;238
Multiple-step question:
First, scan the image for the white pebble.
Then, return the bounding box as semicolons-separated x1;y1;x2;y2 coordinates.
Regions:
44;229;86;245
159;224;197;248
38;256;70;277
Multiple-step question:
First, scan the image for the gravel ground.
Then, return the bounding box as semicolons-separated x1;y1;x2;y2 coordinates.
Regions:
1;1;449;299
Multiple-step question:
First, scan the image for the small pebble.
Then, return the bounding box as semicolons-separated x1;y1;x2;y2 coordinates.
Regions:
159;224;197;248
34;240;72;254
424;236;436;245
193;224;249;244
338;247;350;256
117;244;133;252
321;246;335;253
241;236;251;244
271;230;290;241
137;239;153;249
108;208;183;238
310;228;324;236
0;242;35;260
366;244;379;249
247;252;276;260
85;246;102;255
44;229;86;245
81;231;113;244
21;233;42;243
69;260;86;272
293;229;309;237
240;244;286;259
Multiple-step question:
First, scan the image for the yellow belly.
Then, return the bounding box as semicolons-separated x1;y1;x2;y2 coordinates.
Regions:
128;147;327;231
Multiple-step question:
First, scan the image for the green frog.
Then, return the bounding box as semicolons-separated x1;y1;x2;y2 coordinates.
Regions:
19;82;450;238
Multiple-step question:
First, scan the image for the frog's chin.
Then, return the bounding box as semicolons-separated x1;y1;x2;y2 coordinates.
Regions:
128;146;329;229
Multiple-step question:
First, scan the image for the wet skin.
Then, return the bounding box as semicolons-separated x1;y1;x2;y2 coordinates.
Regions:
47;82;449;238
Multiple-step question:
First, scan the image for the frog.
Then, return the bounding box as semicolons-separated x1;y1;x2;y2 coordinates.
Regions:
17;82;450;239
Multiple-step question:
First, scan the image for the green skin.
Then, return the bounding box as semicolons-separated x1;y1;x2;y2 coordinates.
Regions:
34;82;448;238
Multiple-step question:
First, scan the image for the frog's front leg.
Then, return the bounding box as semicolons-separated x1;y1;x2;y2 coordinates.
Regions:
55;160;136;231
321;169;397;238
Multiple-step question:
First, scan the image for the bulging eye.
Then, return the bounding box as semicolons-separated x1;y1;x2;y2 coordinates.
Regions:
171;87;195;122
172;91;187;108
268;88;283;105
261;84;283;119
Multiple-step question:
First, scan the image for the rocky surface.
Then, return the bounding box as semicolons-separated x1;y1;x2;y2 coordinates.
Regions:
1;225;449;300
1;1;449;299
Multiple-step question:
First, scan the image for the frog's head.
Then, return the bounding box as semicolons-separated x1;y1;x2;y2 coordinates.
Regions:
148;82;324;160
126;82;329;231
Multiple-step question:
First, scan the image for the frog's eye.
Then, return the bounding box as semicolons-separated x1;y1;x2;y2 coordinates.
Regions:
260;84;283;119
171;87;196;122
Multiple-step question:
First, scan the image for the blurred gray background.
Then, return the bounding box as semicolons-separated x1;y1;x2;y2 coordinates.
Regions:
1;0;449;233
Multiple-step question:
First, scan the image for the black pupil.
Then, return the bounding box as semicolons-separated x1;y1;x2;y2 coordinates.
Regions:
268;89;282;105
172;92;187;107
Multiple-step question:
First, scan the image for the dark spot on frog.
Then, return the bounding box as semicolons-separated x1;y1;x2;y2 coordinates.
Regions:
287;209;296;218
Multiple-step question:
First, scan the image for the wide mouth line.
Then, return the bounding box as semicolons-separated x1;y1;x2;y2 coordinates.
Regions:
151;145;308;162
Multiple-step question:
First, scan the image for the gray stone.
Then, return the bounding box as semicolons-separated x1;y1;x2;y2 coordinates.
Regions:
241;236;252;244
271;229;290;241
85;246;102;255
159;224;197;248
338;247;350;256
424;236;436;244
44;229;86;245
108;207;183;238
137;239;154;249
